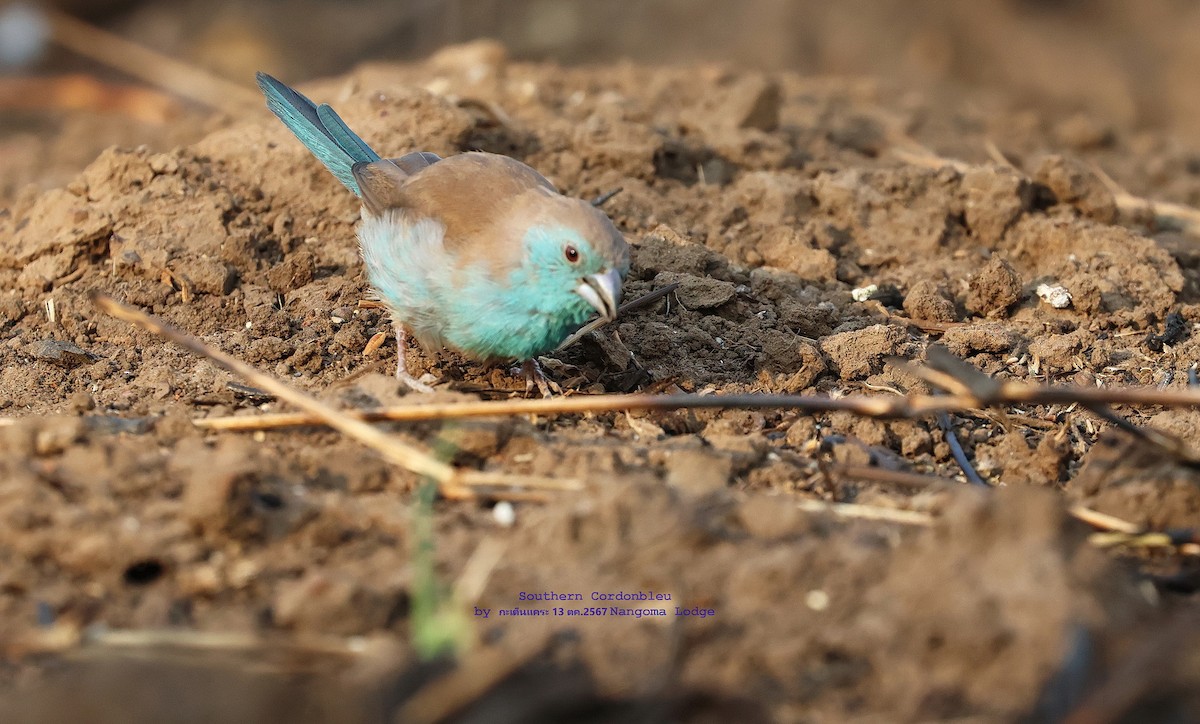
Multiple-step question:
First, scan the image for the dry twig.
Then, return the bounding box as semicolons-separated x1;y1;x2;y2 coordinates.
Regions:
892;144;1200;237
1090;162;1200;237
1068;506;1200;555
394;629;553;724
829;463;952;489
0;74;181;122
193;378;1200;432
1068;505;1141;534
91;293;577;500
794;499;934;526
48;10;261;113
92;292;461;493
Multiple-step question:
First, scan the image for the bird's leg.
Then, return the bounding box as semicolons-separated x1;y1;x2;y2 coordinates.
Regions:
393;321;435;393
521;358;561;398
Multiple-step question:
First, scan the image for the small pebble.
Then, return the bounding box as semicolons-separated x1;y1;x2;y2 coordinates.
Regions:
67;390;96;413
493;501;516;527
851;284;878;303
1035;283;1073;309
805;590;830;611
27;339;98;368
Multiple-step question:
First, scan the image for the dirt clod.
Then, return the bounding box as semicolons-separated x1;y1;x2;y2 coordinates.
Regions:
965;256;1023;317
757;226;839;279
1028;329;1092;372
961;165;1030;244
266;250;317;293
940;323;1025;357
1033;154;1118;224
820;324;908;380
903;280;958;322
654;271;736;310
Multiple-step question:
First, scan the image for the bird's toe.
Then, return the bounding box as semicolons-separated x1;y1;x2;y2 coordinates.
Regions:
396;368;437;393
520;358;561;398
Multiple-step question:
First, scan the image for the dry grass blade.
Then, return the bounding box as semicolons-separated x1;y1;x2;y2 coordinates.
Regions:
48;9;261;113
453;537;506;608
9;625;376;662
890;145;971;173
927;341;1199;468
1090;162;1200;237
893;143;1200;238
1115;192;1200;236
1067;507;1200;554
830;463;953;489
924;344;1004;400
1081;402;1200;464
458;471;583;491
394;629;554;724
1088;532;1178;550
877;306;960;333
0;74;182;123
85;628;367;659
794;499;934;526
1068;506;1141;534
90;292;468;498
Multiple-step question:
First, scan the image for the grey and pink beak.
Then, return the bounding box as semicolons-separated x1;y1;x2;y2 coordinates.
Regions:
575;268;622;322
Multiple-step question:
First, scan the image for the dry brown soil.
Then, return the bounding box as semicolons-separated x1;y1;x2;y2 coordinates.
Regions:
4;43;1200;723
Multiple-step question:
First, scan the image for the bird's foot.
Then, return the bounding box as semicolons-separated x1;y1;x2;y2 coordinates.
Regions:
520;358;561;398
396;367;437;393
394;322;436;393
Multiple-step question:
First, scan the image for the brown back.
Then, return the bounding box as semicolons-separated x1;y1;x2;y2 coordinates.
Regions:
359;151;627;275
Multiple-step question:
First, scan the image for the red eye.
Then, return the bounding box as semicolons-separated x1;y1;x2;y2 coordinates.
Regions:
564;245;580;263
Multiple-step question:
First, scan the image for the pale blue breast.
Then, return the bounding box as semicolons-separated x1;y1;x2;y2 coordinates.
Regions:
438;270;593;360
358;209;447;343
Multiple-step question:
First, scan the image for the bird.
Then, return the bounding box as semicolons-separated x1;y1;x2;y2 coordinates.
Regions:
255;73;629;395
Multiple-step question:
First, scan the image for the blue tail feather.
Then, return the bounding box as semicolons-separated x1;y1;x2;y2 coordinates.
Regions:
255;72;380;196
316;104;380;167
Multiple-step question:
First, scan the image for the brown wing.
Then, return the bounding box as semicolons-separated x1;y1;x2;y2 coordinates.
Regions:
391;151;442;175
351;160;409;216
350;152;446;216
390;152;559;251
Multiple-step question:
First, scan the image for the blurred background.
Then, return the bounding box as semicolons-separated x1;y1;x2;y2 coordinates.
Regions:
5;0;1200;200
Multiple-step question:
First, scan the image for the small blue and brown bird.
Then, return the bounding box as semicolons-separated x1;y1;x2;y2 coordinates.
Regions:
255;73;629;394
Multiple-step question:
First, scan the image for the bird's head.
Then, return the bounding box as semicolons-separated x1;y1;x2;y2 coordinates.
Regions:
517;197;630;325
